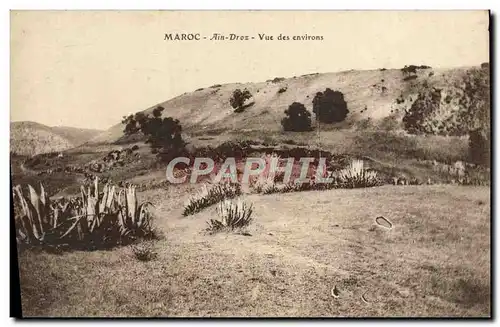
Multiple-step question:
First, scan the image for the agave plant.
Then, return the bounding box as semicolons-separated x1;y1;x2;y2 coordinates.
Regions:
251;177;276;194
336;159;381;188
182;181;242;216
13;183;53;244
206;199;254;233
13;177;155;249
59;178;117;242
116;184;154;238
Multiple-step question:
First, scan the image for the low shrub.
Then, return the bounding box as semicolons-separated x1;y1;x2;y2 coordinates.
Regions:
250;159;381;194
403;75;418;81
182;181;242;216
206;199;254;234
335;160;381;188
131;241;158;261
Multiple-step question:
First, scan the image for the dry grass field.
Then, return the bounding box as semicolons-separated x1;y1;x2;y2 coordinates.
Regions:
17;185;490;317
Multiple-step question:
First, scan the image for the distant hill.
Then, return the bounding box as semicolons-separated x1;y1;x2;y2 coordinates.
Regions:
89;65;480;144
50;126;103;146
10;121;102;156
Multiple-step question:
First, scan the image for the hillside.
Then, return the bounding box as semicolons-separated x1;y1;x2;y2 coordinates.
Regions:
50;126;103;146
90;65;478;145
10;121;102;156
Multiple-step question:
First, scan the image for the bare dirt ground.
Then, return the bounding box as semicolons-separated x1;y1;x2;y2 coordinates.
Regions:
18;184;490;317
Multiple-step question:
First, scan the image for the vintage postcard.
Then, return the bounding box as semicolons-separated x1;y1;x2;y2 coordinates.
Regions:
10;10;491;318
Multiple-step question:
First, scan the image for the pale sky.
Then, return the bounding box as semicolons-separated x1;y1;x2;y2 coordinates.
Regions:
10;10;489;130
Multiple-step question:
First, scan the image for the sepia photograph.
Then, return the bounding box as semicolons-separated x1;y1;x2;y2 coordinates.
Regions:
10;10;491;318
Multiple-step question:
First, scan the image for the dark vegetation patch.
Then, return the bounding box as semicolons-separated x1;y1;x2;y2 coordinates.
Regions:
267;77;285;83
312;89;349;124
403;75;418;82
121;106;185;162
277;87;288;94
281;102;313;132
230;89;253;113
401;65;432;75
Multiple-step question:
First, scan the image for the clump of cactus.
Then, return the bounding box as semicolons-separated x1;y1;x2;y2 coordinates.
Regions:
335;159;381;188
206;199;254;234
182;181;241;216
250;159;381;194
13;177;155;251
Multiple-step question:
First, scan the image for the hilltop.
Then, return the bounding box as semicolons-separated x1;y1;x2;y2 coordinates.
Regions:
10;121;102;156
89;65;478;145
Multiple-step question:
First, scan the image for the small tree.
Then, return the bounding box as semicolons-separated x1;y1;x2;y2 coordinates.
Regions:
463;68;490;166
281;102;313;132
122;112;149;136
469;129;490;167
121;106;185;160
230;89;252;112
312;88;349;123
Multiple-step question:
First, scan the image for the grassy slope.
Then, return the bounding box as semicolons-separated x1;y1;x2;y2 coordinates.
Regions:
84;66;476;182
19;185;490;317
89;66;474;145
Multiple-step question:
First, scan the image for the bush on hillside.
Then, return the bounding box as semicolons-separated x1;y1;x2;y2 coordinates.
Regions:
230;89;253;112
401;65;432;75
403;75;418;82
312;88;349;123
281;102;313;132
270;77;285;83
469;129;490;167
121;106;185;160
